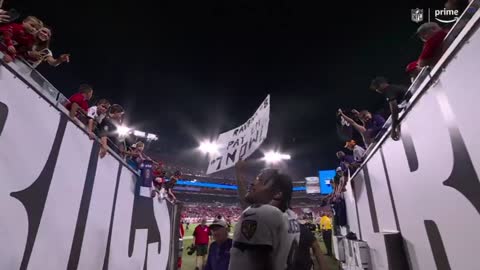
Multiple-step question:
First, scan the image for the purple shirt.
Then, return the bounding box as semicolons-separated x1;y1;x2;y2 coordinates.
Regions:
340;155;355;173
365;114;386;138
205;239;232;270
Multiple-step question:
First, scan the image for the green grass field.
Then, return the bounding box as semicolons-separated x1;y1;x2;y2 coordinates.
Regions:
181;223;339;270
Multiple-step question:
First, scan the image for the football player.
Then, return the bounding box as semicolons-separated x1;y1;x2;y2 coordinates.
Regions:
229;160;300;270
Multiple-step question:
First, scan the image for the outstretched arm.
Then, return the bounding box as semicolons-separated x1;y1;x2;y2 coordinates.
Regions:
46;54;70;67
235;160;250;210
339;110;366;134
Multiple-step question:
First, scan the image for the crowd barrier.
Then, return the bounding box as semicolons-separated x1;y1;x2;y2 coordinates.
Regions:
0;58;180;269
340;2;480;270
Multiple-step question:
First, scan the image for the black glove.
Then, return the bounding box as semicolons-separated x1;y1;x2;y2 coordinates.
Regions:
187;244;197;255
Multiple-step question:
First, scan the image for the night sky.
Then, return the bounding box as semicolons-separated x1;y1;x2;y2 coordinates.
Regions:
10;0;445;179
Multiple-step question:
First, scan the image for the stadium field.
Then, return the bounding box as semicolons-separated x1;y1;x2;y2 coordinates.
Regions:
180;223;339;270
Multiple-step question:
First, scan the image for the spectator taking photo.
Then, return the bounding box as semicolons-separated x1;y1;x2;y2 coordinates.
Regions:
338;109;385;146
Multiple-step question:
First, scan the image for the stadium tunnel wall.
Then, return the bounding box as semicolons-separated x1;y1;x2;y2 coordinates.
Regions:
0;62;181;269
342;7;480;270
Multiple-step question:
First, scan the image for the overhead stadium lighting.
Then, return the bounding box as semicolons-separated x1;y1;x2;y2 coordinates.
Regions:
263;151;291;163
133;130;146;137
199;141;220;154
117;125;131;137
146;133;158;141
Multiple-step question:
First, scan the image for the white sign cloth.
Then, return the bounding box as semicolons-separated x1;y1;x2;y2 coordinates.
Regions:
206;95;270;174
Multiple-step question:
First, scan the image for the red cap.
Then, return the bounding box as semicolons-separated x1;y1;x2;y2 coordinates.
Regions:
406;61;418;73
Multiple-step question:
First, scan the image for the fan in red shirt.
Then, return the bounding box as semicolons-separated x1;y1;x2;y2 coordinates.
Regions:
65;84;94;119
0;16;43;62
193;219;211;270
406;22;448;75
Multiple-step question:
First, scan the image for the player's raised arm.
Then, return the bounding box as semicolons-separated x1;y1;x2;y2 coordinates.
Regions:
234;160;249;210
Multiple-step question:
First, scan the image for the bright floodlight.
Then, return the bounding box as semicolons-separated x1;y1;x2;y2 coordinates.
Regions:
133;130;146;137
146;133;158;141
199;141;219;154
117;125;131;137
263;151;291;163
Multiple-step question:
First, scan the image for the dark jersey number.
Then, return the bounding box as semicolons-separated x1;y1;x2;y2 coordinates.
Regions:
288;219;300;234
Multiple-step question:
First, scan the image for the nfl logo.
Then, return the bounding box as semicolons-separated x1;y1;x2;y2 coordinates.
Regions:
411;8;424;23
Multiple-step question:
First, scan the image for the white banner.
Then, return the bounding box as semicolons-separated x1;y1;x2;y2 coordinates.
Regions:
206;95;270;174
305;176;320;194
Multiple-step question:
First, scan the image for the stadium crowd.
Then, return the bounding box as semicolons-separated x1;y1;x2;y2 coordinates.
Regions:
3;0;473;203
0;6;189;202
182;205;242;223
181;202;329;224
329;0;476;201
0;10;69;67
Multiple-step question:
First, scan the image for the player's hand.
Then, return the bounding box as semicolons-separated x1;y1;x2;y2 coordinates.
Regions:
351;109;360;115
7;46;16;54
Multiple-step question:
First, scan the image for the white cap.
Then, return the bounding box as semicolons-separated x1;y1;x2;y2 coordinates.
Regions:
209;219;227;229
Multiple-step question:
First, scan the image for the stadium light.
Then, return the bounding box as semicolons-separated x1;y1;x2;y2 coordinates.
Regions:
117;125;131;137
199;141;220;154
146;133;158;141
263;151;291;163
133;130;146;137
